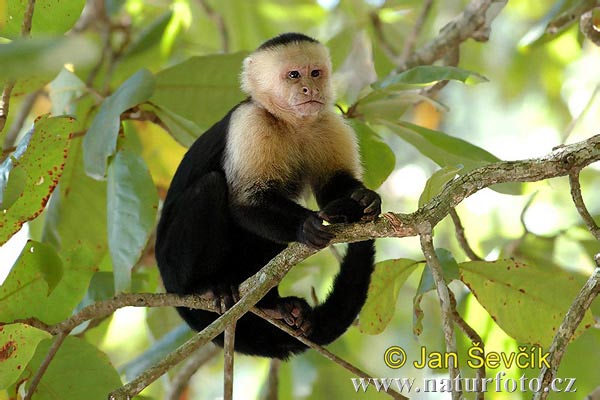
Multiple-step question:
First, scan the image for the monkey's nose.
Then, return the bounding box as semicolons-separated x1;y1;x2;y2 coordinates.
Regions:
302;86;310;95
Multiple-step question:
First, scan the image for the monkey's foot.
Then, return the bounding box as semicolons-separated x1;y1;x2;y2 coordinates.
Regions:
212;284;240;314
261;297;312;337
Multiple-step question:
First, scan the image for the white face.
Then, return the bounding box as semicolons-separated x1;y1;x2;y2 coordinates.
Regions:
241;42;333;120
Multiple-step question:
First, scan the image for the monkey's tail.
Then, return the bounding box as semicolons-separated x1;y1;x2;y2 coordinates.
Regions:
248;239;376;358
305;239;375;346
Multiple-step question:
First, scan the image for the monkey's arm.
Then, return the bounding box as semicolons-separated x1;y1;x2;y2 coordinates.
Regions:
315;171;381;223
230;190;333;248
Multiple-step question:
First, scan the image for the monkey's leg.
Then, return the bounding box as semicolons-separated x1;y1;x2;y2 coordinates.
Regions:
157;171;237;315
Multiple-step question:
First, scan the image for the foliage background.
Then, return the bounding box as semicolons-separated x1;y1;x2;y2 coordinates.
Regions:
0;0;599;399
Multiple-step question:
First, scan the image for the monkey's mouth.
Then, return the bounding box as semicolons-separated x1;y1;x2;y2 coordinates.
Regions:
295;100;324;106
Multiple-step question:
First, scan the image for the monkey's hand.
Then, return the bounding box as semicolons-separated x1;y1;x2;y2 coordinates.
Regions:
319;188;381;224
211;284;240;314
298;213;334;249
351;187;381;222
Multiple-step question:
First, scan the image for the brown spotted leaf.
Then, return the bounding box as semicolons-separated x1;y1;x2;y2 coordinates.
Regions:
0;115;75;245
0;323;51;389
460;260;594;347
359;259;419;334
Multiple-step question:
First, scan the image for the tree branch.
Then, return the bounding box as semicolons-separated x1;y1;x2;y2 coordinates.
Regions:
450;208;483;261
419;230;461;399
579;8;600;46
223;322;236;400
9;134;597;399
533;264;600;400
399;0;435;65
0;0;37;135
569;169;600;241
23;331;68;400
167;345;220;400
395;0;506;72
449;291;485;399
251;308;408;400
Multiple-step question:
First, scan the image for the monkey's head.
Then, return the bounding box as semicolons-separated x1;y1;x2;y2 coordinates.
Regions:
241;33;333;122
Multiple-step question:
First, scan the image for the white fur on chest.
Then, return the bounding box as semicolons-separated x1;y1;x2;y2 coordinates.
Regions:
224;102;361;202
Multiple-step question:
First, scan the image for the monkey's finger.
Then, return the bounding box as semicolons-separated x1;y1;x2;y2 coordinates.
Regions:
299;320;312;336
350;190;368;204
318;211;347;224
363;199;381;215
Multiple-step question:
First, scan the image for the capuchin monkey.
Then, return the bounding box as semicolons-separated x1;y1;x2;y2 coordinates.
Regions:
155;32;381;359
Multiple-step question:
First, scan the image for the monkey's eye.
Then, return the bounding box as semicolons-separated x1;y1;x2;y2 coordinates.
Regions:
288;71;301;79
311;69;321;78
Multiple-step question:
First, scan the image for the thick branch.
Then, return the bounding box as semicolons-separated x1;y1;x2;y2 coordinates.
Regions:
395;0;506;72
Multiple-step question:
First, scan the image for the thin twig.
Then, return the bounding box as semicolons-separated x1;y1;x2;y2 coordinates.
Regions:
569;169;600;241
23;331;68;400
0;0;37;134
0;82;15;134
546;0;599;35
533;265;600;400
263;359;281;400
21;0;37;37
449;208;483;261
251;308;408;400
197;0;229;52
167;345;220;400
449;292;485;400
223;322;236;400
399;0;435;65
121;107;169;132
579;8;600;45
370;11;400;61
419;230;462;400
2;90;42;156
562;84;599;143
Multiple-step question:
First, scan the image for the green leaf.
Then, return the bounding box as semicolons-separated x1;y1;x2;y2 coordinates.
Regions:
380;120;523;195
48;67;86;116
350;120;395;189
374;65;488;90
413;248;459;336
418;166;463;208
123;11;173;58
42;138;108;265
107;150;158;292
359;259;419;334
0;163;27;210
0;115;74;245
151;52;247;132
148;104;201;147
120;324;193;380
460;259;595;346
356;94;414;122
20;336;121;400
83;69;155;180
0;243;96;325
0;323;51;389
1;0;85;38
0;37;97;82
